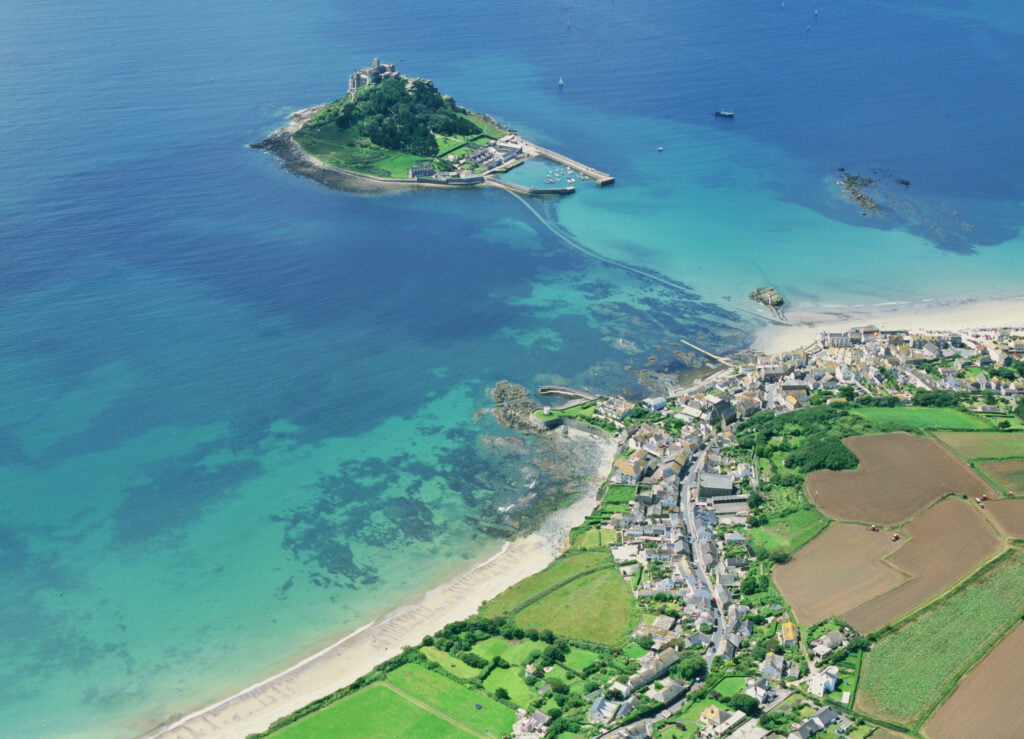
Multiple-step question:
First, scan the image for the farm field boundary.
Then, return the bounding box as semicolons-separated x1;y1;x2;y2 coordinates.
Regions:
857;547;1024;729
806;433;994;525
841;496;1003;633
922;620;1024;739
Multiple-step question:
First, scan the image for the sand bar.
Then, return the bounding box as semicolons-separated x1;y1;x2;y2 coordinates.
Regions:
751;296;1024;354
147;429;615;739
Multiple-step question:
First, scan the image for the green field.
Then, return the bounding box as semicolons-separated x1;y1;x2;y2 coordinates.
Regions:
858;549;1024;726
935;431;1024;459
483;666;534;705
514;566;637;645
564;647;601;672
853;406;990;431
273;683;475;739
480;550;612;618
387;663;516;736
573;527;619;549
749;507;829;555
604;484;637;503
470;637;544;665
421;646;481;679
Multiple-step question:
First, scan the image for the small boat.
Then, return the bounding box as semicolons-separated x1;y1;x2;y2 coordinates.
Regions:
558;77;564;87
713;110;735;118
657;146;664;151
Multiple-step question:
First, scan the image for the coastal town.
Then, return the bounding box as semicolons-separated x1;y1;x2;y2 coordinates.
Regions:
253;324;1024;739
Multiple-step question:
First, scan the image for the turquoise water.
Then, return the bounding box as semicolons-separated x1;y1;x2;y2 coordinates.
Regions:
1;0;1022;735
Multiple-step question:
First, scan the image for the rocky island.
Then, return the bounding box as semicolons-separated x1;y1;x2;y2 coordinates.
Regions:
749;285;785;321
253;58;613;195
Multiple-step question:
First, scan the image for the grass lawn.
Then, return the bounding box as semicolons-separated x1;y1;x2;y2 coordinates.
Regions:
483;666;534;706
712;676;749;697
624;644;649;659
387;663;516;736
514;566;637;645
480;550;612;618
421;646;481;679
604;484;637;503
273;683;475;739
471;637;543;665
749;508;829;555
564;647;601;673
853;406;990;431
857;548;1024;726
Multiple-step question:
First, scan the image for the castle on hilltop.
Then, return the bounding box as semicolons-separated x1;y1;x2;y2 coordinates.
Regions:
347;58;399;97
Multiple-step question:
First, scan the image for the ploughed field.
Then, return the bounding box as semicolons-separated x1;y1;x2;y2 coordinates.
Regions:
982;498;1024;538
775;498;1001;632
923;621;1024;739
840;497;1001;633
773;524;905;625
805;433;994;525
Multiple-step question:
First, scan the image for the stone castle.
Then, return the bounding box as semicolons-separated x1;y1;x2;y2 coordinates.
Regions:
347;58;399;97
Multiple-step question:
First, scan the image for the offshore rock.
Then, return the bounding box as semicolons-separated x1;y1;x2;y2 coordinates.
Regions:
749;286;784;308
490;381;547;434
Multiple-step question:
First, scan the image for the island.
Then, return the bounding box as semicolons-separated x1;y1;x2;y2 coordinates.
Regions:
253;58;614;195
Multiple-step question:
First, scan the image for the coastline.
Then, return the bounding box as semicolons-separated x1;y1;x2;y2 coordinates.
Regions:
147;426;617;739
750;295;1024;355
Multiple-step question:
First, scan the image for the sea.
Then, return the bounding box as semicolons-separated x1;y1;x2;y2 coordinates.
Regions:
1;0;1022;735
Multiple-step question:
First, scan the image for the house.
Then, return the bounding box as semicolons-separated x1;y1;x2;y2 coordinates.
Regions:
646;678;685;704
780;621;799;647
760;654;786;680
408;165;436;179
513;710;551;737
628;649;679;691
811;630;845;658
787;706;838;739
807;665;840;697
643;396;667;411
588;696;620;724
700;705;747;737
745;678;774;704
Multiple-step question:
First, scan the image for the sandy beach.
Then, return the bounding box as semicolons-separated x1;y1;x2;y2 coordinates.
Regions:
751;295;1024;355
148;428;616;739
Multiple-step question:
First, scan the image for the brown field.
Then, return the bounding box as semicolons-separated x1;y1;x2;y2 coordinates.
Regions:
978;460;1024;494
774;524;906;625
841;497;1002;633
984;498;1024;539
806;433;994;525
935;430;1024;459
923;621;1024;739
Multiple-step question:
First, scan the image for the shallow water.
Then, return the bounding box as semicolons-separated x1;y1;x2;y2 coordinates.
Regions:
1;0;1022;735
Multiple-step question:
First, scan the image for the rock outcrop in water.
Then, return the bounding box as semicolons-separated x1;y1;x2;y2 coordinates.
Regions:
749;285;785;321
491;381;547;434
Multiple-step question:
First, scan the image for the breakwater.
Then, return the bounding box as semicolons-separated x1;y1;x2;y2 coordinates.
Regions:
487;180;576;196
527;144;615;186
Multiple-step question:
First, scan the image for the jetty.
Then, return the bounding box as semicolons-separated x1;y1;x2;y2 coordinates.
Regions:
678;338;735;366
486;180;576;196
539;386;597;400
527;144;615;186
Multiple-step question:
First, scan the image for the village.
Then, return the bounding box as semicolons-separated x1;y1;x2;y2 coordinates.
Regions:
509;325;1024;739
259;324;1024;739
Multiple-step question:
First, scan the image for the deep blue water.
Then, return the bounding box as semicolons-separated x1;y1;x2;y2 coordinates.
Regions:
1;0;1022;735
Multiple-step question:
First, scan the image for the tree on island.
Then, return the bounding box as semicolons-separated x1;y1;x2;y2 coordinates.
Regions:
306;77;481;158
